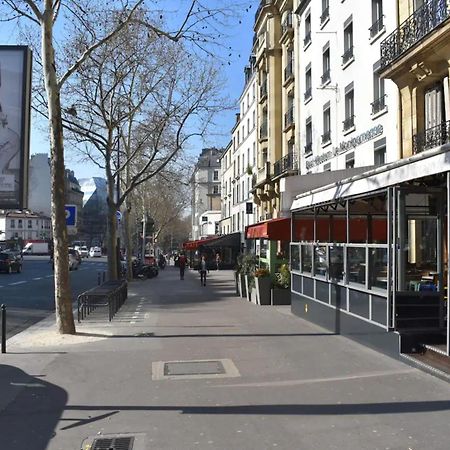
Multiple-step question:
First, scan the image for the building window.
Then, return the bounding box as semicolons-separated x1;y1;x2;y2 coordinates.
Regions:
323;163;331;171
304;13;312;47
284;48;294;83
320;0;329;25
305;117;313;155
213;170;219;181
285;93;294;128
372;61;386;115
213;185;219;194
370;0;383;37
305;64;312;102
374;138;386;165
342;18;353;65
321;45;330;85
343;83;355;131
322;103;331;144
345;152;355;169
28;219;32;229
18;219;23;229
10;219;15;229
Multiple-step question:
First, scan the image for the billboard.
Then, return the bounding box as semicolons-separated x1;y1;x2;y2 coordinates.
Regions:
0;46;32;209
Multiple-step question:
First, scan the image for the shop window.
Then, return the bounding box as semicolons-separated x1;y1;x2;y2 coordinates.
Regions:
260;239;268;259
314;245;327;277
347;247;366;285
329;246;344;281
301;245;312;273
369;248;387;290
345;152;355;168
291;244;300;271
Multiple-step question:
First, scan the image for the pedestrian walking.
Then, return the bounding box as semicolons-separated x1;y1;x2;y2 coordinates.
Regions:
178;253;187;280
199;255;207;286
215;253;221;271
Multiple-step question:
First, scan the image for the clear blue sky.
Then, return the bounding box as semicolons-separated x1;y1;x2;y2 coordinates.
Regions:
2;1;258;180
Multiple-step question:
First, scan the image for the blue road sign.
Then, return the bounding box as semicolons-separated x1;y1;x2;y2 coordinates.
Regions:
65;205;77;227
116;210;122;222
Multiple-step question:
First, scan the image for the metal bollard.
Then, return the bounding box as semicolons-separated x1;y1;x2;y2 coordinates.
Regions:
1;304;6;353
97;272;101;285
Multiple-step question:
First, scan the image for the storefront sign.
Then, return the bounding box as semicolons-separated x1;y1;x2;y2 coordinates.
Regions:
305;124;383;170
0;46;32;209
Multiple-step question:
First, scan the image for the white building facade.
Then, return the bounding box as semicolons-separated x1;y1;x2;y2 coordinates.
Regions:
226;63;258;239
294;0;399;174
0;210;52;241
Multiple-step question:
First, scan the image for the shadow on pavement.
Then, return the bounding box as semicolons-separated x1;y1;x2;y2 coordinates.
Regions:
0;364;67;450
65;400;450;415
74;332;337;339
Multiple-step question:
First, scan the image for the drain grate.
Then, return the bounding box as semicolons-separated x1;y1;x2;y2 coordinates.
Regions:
92;436;134;450
164;360;225;376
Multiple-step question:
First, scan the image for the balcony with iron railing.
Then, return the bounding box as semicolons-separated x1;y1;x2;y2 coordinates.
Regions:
282;13;293;35
284;60;294;82
413;119;450;154
320;6;330;25
343;115;355;131
342;46;354;65
255;0;273;22
273;152;297;177
321;69;330;85
369;16;384;38
304;87;312;102
371;94;387;115
284;106;294;129
257;161;271;184
380;0;450;69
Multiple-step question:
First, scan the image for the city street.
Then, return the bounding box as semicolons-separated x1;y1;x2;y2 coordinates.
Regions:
0;255;107;339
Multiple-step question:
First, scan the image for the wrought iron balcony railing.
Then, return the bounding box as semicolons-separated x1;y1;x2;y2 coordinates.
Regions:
304;87;312;102
304;31;311;47
304;142;312;155
273;152;297;176
342;46;354;65
320;6;329;25
284;61;294;82
321;69;330;85
321;131;331;144
282;13;293;35
369;16;384;38
380;0;450;69
413;119;450;154
284;106;294;128
371;94;387;115
343;115;355;131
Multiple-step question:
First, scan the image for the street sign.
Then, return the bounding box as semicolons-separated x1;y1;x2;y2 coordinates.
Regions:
116;210;122;222
65;205;77;227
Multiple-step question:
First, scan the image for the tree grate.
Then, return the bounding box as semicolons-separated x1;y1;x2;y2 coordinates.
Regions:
164;360;226;376
92;436;134;450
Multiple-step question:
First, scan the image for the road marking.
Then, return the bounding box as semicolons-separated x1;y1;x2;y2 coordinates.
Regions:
45;275;53;278
33;277;42;281
130;321;136;324
8;281;27;286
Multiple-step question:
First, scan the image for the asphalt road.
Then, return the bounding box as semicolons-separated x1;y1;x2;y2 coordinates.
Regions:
0;255;108;339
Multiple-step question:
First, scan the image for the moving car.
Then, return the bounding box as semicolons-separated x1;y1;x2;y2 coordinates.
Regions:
89;246;102;257
0;251;23;273
68;250;80;271
79;246;89;258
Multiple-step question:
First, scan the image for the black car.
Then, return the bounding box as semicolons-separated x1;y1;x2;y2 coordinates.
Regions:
0;251;23;274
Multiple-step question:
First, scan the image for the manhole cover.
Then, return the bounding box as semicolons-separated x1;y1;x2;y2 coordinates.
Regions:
92;436;134;450
152;358;240;380
164;360;225;376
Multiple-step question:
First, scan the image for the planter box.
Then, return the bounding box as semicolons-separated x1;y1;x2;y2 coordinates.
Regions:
271;287;291;305
234;271;239;296
245;275;252;302
238;273;247;298
255;276;271;305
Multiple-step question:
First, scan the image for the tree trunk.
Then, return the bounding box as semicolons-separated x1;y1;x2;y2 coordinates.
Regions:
42;9;75;334
124;202;133;281
107;180;118;280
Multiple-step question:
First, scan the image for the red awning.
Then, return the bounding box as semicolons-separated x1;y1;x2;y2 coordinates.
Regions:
245;217;291;240
183;236;218;250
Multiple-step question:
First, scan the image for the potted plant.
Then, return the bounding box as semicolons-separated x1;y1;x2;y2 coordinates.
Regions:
271;264;291;305
254;267;271;305
246;165;253;175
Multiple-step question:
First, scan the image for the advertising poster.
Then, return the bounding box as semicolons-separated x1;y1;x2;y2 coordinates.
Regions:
0;46;32;209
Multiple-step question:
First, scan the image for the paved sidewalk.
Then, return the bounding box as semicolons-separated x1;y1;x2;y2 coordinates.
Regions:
1;267;449;450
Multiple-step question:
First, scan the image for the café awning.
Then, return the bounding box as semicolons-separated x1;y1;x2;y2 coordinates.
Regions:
202;232;241;248
245;217;290;241
183;236;218;250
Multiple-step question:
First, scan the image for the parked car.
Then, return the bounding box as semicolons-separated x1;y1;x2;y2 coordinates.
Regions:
68;250;80;271
79;246;89;258
89;246;102;257
0;251;23;273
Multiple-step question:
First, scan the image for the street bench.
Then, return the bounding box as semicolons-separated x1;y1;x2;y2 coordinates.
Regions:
77;280;127;322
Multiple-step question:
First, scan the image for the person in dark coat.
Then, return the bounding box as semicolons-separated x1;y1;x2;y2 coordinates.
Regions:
178;253;187;280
